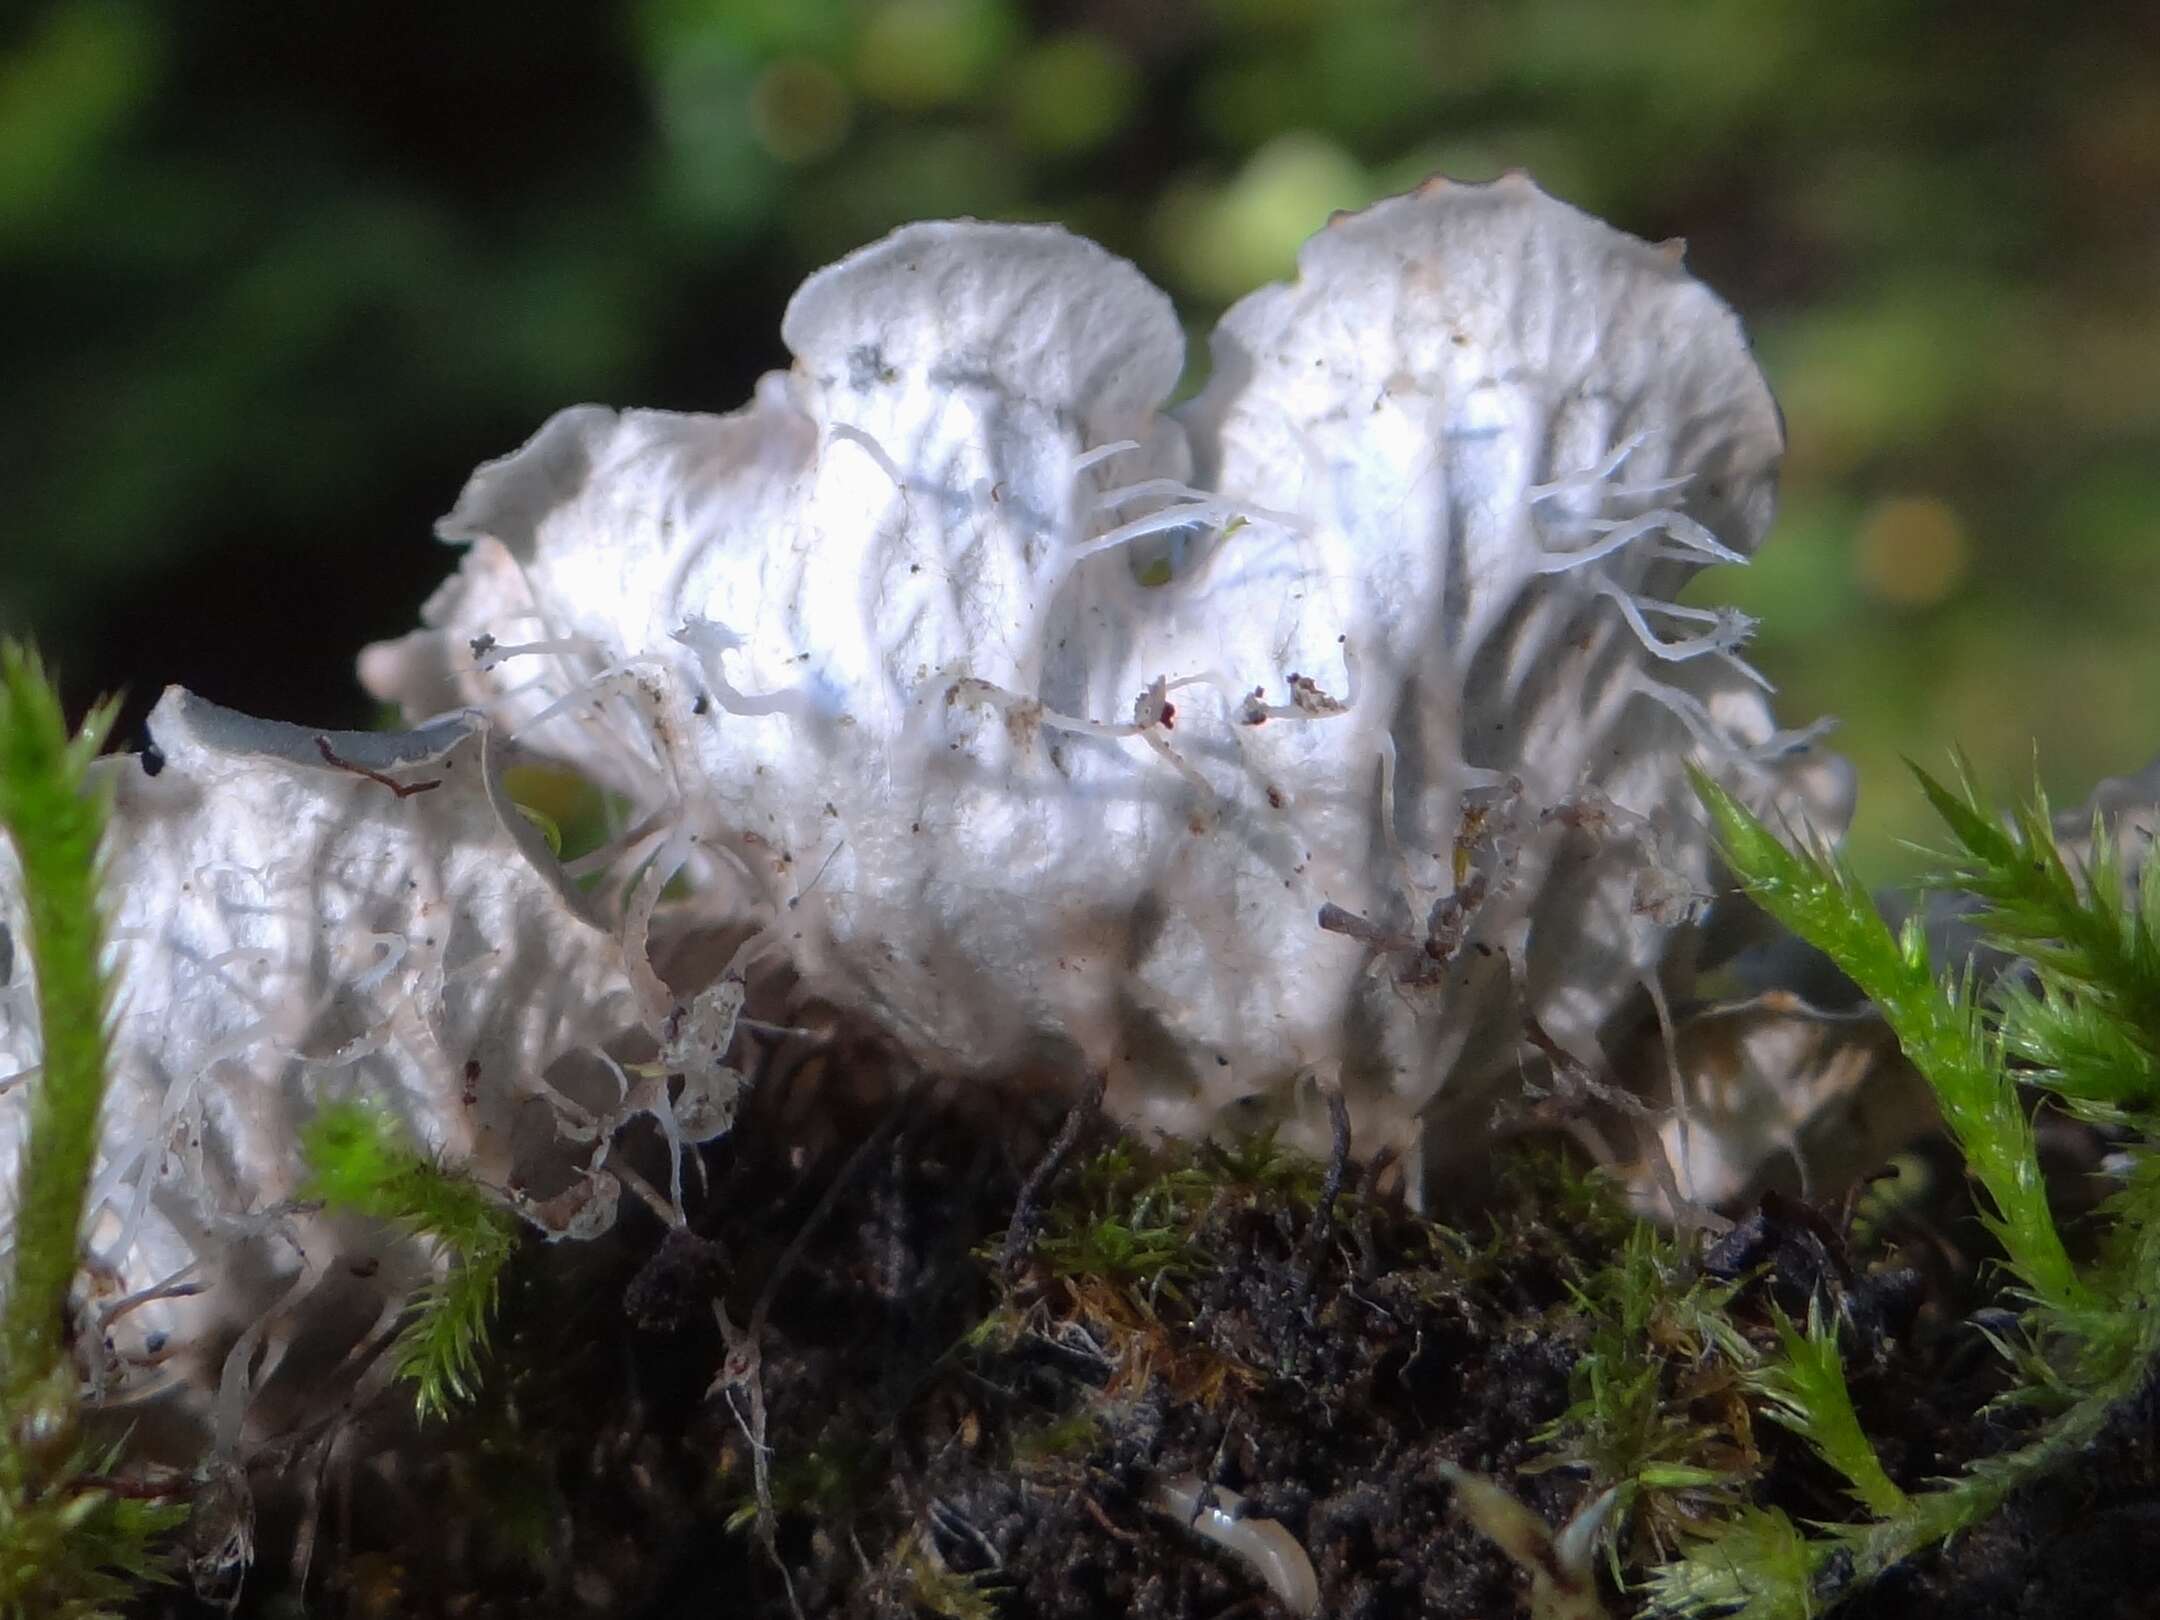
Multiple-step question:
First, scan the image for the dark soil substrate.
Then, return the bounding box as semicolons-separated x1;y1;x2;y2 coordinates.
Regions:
127;1060;2160;1620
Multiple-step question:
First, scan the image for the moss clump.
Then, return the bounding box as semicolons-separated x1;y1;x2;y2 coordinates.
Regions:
1527;1221;1758;1567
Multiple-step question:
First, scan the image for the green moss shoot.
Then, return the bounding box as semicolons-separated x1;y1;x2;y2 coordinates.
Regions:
0;645;119;1399
1690;767;2083;1313
1755;1302;1906;1520
0;643;183;1616
1656;763;2160;1616
299;1101;517;1421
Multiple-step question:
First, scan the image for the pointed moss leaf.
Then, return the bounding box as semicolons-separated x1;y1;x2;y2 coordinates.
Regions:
1691;768;2084;1315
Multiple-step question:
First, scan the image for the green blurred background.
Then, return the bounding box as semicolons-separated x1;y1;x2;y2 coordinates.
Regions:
3;0;2155;876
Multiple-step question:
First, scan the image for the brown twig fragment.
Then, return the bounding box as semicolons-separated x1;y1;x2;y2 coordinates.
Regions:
313;737;441;798
1000;1069;1107;1278
1301;1072;1352;1306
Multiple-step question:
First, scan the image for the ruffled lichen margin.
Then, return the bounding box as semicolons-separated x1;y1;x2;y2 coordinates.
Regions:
362;173;1850;1178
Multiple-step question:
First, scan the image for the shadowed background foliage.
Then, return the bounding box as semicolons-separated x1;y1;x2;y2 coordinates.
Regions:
4;0;2155;875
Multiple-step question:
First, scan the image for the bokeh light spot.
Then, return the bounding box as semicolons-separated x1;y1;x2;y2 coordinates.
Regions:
1154;133;1373;302
0;0;163;231
853;0;1016;111
750;57;852;163
1007;33;1135;155
1853;495;1970;609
